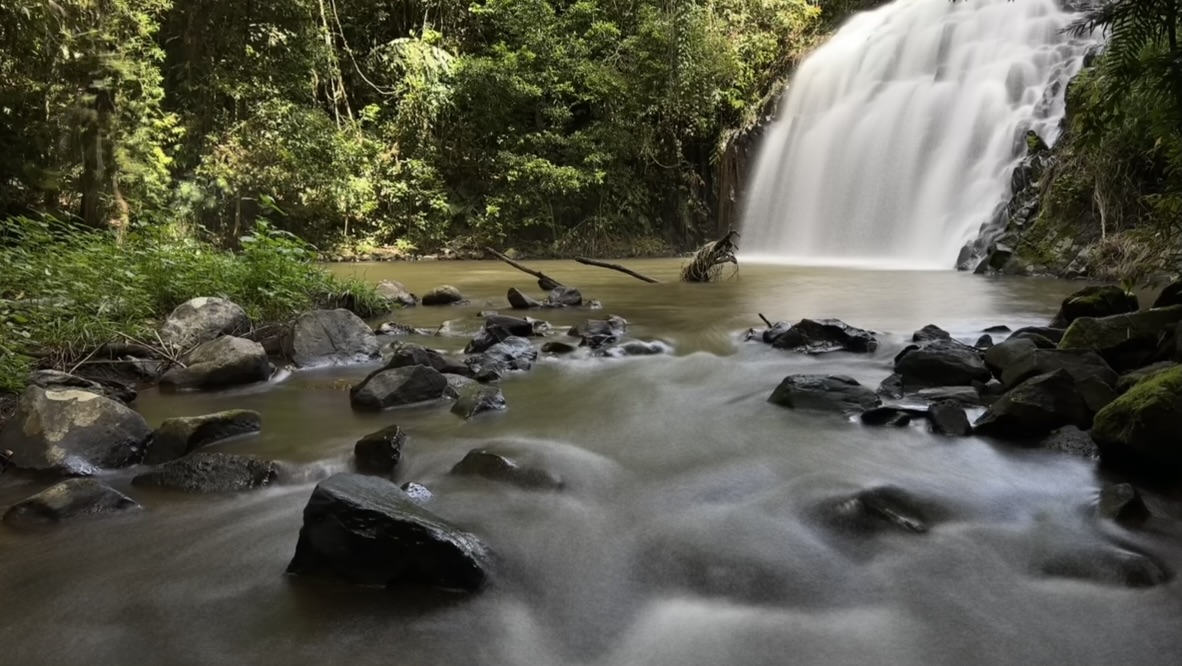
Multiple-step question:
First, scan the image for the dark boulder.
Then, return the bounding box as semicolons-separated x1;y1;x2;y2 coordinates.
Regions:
451;449;564;490
996;347;1117;392
145;409;262;464
984;337;1038;378
507;287;543;310
132;452;278;493
1049;285;1139;328
1009;326;1065;344
1116;362;1178;394
928;401;971;436
1097;483;1150;526
464;315;540;354
546;286;583;307
354;425;407;475
3;479;140;528
350;365;450;411
1038;426;1099;459
451;384;507;419
894;339;990;389
400;481;434;504
384;342;471;377
1152;280;1182;308
541;342;578;355
421;285;464;306
283;309;380;367
286;474;490;590
1059;306;1182;371
1091;365;1182;479
465;337;537;381
159;336;273;390
973;370;1092;440
27;369;136;404
766;318;877;353
769;375;881;413
814;486;942;536
860;407;915;427
912;324;951;342
0;387;151;475
569;316;628;349
913;386;982;408
159;296;251;349
975;335;994;350
984;325;1012;334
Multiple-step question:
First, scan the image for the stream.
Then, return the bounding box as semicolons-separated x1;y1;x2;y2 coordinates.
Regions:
1;260;1180;665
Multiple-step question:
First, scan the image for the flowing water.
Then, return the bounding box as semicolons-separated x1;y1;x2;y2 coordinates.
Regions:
1;260;1180;666
741;0;1096;268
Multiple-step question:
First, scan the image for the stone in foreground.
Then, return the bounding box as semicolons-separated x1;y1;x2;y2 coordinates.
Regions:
350;365;450;411
766;318;878;353
132;452;278;493
286;473;490;590
283;309;380;367
973;370;1091;440
353;425;407;475
894;339;990;389
145;410;262;464
3;479;140;528
768;375;881;413
1091;365;1182;479
451;449;564;490
159;296;251;349
928;401;971;436
0;387;151;475
159;336;273;390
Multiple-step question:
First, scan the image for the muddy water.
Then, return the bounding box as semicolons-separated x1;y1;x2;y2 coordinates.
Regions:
1;260;1180;666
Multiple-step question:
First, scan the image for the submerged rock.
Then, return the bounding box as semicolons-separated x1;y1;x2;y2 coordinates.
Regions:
569;316;628;349
768;375;881;413
159;296;251;349
541;341;578;355
465;337;537;381
27;369;136;404
894;339;990;389
3;479;140;528
450;384;507;419
974;370;1092;440
145;409;262;464
451;449;564;490
287;474;490;590
1097;483;1150;526
1091;365;1182;479
422;285;464;306
1059;306;1182;371
354;425;407;475
604;340;673;357
766;318;878;353
350;365;450;411
860;406;915;427
400;481;434;504
928;401;971;436
1038;426;1099;459
132;452;279;493
283;309;380;367
159;336;273;391
0;387;151;475
1039;547;1171;588
815;486;942;536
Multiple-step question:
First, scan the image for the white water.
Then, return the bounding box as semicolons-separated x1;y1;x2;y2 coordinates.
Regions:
741;0;1096;269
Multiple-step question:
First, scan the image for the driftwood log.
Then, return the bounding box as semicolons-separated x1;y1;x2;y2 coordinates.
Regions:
574;257;660;283
681;230;740;282
484;247;564;290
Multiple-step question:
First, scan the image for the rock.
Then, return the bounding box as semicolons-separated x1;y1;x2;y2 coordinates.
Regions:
464;315;536;354
350;365;450;411
159;336;273;391
860;407;915;427
0;387;151;475
974;379;1007;406
984;325;1012;333
768;375;882;413
507;287;543;310
451;384;507;419
27;369;136;404
604;340;673;357
913;386;982;408
1116;362;1177;394
451;449;564;490
894;340;990;389
1059;306;1182;371
1039;547;1171;588
145;410;262;464
997;347;1118;392
766;319;878;353
928;401;971;436
975;334;994;350
465;337;537;381
3;479;140;528
384;342;471;377
375;321;422;336
984;337;1039;379
1049;285;1139;328
876;374;905;399
421;285;464;306
1152;280;1182;308
1091;365;1182;478
815;486;940;536
444;374;479;398
132;452;278;493
546;286;583;307
569;316;628;349
1011;332;1058;349
283;309;380;367
973;370;1092;440
913;324;951;342
159;297;250;349
541;342;577;355
1039;426;1099;459
286;474;490;590
353;425;407;475
1097;483;1150;525
1009;326;1065;344
375;280;417;307
400;481;434;504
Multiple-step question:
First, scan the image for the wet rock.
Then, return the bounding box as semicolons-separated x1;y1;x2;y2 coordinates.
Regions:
383;342;471;377
27;369;136;404
546;286;583;307
1116;362;1177;394
1009;326;1065;344
0;387;151;475
913;386;982;408
145;410;262;464
913;324;951;342
422;285;464;306
1152;280;1182;308
1050;285;1139;329
400;481;434;504
132;452;278;493
350;365;450;411
451;449;564;490
876;374;905;400
816;486;941;536
1059;306;1182;371
451;384;507;419
444;374;479;398
1097;483;1150;526
507;287;543;310
283;309;380;367
3;479;140;528
286;474;490;590
768;375;882;413
159;297;250;349
984;325;1012;334
465;315;539;354
974;379;1007;406
975;334;995;350
1038;426;1099;459
159;336;273;391
375;280;417;307
1091;365;1182;479
465;337;538;381
375;321;422;336
974;370;1092;440
604;340;673;357
894;339;990;389
860;406;915;427
996;347;1118;393
1039;547;1171;588
1011;332;1058;349
765;318;878;353
354;425;407;475
929;401;971;436
569;316;628;349
541;341;577;355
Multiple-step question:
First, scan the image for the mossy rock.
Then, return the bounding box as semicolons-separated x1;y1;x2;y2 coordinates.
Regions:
1049;285;1138;328
1058;306;1182;371
1092;365;1182;478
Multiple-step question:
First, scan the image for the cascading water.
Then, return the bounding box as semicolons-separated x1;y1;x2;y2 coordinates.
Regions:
740;0;1097;269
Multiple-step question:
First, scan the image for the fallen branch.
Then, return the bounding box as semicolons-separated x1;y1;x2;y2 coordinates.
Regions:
681;229;740;283
574;257;660;283
758;313;773;328
484;247;564;290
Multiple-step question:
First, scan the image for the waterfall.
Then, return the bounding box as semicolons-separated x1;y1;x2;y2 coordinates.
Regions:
740;0;1096;269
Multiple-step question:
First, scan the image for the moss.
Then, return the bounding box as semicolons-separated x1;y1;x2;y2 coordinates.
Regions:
1060;305;1182;351
1092;365;1182;456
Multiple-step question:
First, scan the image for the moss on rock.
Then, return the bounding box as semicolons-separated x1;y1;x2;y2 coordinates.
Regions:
1091;365;1182;477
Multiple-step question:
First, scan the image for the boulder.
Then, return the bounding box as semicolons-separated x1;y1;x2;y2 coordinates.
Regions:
766;319;878;353
451;384;507;419
350;365;450;411
422;285;464;306
375;280;417;307
465;337;537;381
3;479;140;528
283;309;380;367
159;297;250;349
383;342;471;377
451;449;564;490
569;316;628;349
928;401;971;436
975;335;994;350
768;375;881;413
541;342;578;355
913;386;982;408
159;336;273;391
814;486;941;536
1038;426;1099;459
1091;365;1182;478
1152;280;1182;308
0;387;151;475
894;340;990;389
444;374;479;398
973;370;1092;440
860;407;915;427
1097;483;1150;525
984;337;1038;379
353;425;406;475
1116;362;1177;394
1059;306;1182;371
604;341;673;357
546;286;583;307
507;287;543;310
1009;326;1065;344
27;369;136;404
286;474;490;590
132;452;278;492
913;324;951;342
464;315;537;354
984;325;1012;334
145;410;262;464
1049;285;1139;328
400;481;434;504
997;348;1118;391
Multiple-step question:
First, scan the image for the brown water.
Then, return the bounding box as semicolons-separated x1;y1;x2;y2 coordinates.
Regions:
1;260;1180;666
